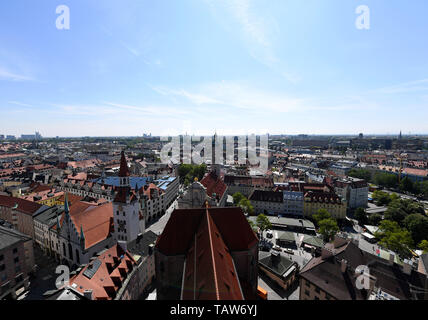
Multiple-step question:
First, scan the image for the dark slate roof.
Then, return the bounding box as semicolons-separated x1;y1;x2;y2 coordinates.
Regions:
33;205;64;226
0;225;31;250
127;230;158;258
277;231;296;242
302;235;325;248
300;238;428;300
259;251;295;277
420;254;428;274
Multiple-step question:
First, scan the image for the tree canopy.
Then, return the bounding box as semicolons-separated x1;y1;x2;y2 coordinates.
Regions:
354;207;368;226
374;220;414;259
178;164;207;185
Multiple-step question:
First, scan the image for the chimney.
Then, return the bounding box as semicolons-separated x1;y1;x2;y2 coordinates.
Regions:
341;259;348;273
83;289;93;300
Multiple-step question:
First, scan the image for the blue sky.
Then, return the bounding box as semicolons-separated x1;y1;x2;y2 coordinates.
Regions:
0;0;427;137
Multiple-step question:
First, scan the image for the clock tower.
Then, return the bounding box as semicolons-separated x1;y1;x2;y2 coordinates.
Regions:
113;151;145;243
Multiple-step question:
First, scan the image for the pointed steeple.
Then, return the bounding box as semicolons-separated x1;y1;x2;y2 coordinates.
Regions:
64;192;70;218
56;212;61;231
119;151;130;177
80;225;85;243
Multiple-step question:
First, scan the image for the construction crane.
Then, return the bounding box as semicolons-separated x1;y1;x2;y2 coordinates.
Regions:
394;152;404;183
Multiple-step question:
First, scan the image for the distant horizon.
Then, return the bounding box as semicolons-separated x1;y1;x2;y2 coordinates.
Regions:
3;132;428;140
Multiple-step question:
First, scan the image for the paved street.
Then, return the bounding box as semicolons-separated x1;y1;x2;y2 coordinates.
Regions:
146;199;178;235
19;246;60;300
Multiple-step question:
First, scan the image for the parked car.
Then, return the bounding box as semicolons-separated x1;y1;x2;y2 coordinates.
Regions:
272;245;282;252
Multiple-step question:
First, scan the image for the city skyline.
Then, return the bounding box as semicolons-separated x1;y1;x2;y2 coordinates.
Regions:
1;0;428;136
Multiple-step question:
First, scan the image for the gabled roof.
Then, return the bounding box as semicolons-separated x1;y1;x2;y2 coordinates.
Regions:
155;207;258;256
58;201;114;250
0;194;47;216
181;209;244;300
68;244;136;300
300;238;428;300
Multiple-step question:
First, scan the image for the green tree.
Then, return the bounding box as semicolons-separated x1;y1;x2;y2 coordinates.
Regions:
375;220;414;258
403;214;428;246
372;190;393;206
256;214;272;238
178;164;207;185
318;218;339;242
354;207;368;226
232;192;245;205
313;208;331;226
418;240;428;253
239;198;255;216
373;172;399;189
348;168;372;182
418;180;428;199
399;177;414;193
367;213;383;226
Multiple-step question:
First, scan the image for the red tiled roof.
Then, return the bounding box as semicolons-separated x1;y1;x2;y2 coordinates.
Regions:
181;209;244;300
69;244;137;300
60;202;114;250
156;207;258;256
200;172;227;199
0;194;44;216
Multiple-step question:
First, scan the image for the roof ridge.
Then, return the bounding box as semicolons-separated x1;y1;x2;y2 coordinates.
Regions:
205;208;220;300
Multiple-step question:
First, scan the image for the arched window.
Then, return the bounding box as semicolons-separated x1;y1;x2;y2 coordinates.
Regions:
62;243;66;256
76;249;80;264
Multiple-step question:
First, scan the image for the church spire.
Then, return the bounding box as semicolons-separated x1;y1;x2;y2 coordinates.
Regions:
80;225;85;243
64;192;70;218
119;151;130;178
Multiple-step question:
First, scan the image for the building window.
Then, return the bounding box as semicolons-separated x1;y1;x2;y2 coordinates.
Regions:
304;290;310;296
0;264;5;272
0;255;3;262
13;248;18;254
315;286;320;294
14;257;19;264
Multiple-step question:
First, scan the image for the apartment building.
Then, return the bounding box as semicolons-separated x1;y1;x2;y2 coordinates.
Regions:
299;237;428;300
0;225;35;299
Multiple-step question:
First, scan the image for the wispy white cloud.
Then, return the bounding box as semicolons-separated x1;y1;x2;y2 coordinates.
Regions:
205;0;299;82
8;101;33;108
0;68;34;82
151;81;377;114
374;79;428;94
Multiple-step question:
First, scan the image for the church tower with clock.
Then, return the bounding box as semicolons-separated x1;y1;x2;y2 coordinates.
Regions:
113;151;145;243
